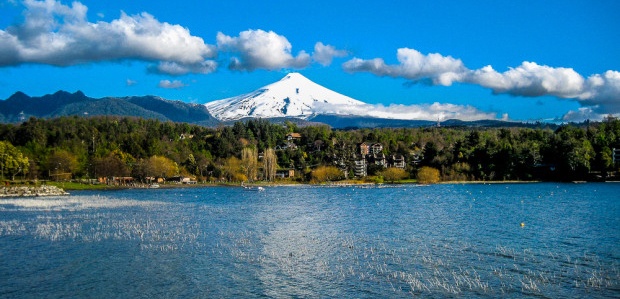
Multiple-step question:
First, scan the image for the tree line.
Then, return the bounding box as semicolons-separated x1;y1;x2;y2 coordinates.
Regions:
0;115;618;183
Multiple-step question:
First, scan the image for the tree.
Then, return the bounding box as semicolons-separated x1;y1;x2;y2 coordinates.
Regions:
148;155;178;179
380;167;408;183
92;153;129;178
417;166;440;184
0;141;29;180
241;147;258;181
221;156;242;182
47;150;79;181
263;148;278;181
184;153;199;176
311;166;344;183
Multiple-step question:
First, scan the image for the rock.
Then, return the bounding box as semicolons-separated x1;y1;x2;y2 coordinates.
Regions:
0;185;69;197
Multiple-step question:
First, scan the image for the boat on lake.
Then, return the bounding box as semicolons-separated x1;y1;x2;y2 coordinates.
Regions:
241;183;264;191
244;186;264;191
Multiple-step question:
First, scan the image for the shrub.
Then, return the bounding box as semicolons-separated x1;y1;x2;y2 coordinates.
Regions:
380;167;408;183
417;166;440;184
311;166;344;183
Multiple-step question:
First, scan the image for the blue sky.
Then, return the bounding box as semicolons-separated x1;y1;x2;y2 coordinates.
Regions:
0;0;618;122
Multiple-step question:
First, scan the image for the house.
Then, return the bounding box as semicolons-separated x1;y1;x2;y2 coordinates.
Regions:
360;142;383;156
370;153;387;167
167;176;197;184
286;133;302;141
370;143;383;155
353;158;367;177
359;142;371;156
390;154;406;169
111;176;134;186
276;168;295;178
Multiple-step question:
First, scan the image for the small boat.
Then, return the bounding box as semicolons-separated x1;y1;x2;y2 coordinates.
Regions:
149;183;160;189
242;183;264;191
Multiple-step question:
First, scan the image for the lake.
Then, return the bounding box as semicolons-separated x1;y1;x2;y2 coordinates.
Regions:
1;183;618;298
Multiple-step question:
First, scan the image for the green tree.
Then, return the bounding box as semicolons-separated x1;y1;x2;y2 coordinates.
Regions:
0;141;30;180
47;150;79;181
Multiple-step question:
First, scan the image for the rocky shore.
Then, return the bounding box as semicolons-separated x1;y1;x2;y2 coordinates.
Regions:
0;185;69;197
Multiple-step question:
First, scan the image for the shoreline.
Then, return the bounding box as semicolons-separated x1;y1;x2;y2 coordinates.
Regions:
4;178;613;194
42;179;614;192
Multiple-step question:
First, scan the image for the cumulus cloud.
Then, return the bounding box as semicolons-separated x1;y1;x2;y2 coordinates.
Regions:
313;42;348;66
464;62;585;98
0;0;216;75
217;29;311;71
343;48;466;85
343;47;620;121
158;79;187;89
313;102;497;121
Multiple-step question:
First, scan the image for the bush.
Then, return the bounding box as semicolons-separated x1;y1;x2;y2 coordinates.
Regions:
379;167;408;183
417;166;440;184
311;166;344;183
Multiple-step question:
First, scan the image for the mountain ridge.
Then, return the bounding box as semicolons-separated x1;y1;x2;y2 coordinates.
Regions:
0;91;220;125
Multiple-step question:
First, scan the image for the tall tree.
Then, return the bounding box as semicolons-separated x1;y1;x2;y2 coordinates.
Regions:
263;148;278;181
241;147;258;181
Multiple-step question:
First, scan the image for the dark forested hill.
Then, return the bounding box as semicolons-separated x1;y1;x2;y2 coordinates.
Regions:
0;91;220;126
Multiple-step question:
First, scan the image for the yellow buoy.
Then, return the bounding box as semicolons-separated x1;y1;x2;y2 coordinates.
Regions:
520;222;525;227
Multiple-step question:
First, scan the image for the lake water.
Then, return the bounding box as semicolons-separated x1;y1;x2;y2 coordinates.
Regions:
0;183;618;298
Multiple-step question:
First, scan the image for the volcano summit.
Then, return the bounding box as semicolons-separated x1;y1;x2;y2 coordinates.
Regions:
205;73;365;121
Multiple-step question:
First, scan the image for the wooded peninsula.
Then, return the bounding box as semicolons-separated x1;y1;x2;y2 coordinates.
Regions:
0;116;619;186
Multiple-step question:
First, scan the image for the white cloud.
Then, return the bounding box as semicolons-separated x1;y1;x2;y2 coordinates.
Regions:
313;102;496;121
343;47;620;118
126;79;137;86
158;79;187;89
313;42;348;66
580;71;620;114
343;48;466;85
149;60;217;76
561;108;599;122
0;0;216;75
216;29;311;71
465;62;585;98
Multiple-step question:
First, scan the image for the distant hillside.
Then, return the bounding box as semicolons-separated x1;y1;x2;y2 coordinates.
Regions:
0;91;220;126
307;114;549;129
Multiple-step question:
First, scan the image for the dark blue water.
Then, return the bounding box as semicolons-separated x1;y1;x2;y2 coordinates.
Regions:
1;183;618;298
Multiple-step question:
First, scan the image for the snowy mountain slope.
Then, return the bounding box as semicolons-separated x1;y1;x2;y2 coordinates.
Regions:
205;73;366;121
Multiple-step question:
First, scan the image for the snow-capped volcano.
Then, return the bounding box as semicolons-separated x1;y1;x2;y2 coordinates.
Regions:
205;73;366;121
